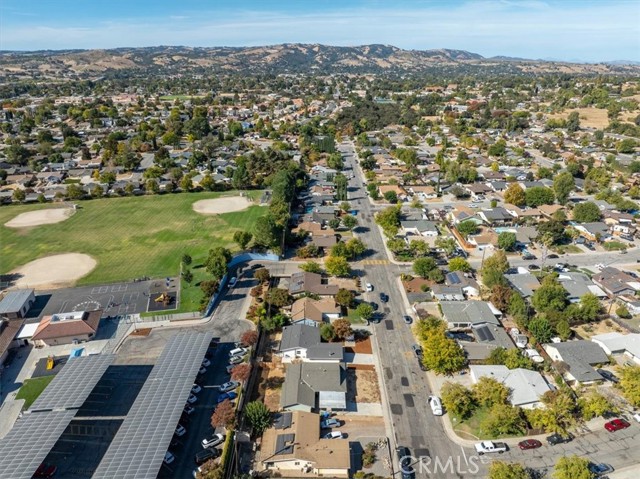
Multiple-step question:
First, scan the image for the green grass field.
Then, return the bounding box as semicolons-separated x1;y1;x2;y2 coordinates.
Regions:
0;191;265;312
15;376;55;409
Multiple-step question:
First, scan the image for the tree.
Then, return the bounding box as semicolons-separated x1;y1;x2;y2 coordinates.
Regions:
232;162;250;189
553;171;575;205
182;253;192;266
566;111;580;133
435;236;457;256
527;389;577;433
528;316;554;344
618;364;640;407
267;288;291;307
480;404;526;437
300;261;322;273
579;391;617;420
333;318;353;340
346;238;366;259
472;376;510;407
255;268;270;283
618;138;637;154
413;257;438;278
525;186;555;207
356;303;374;322
342;214;358;230
504;348;535;370
427;268;445;283
261;312;287;332
409;240;430;258
244;401;272;436
66;183;85;200
536;220;566;245
205;248;230;280
457;220;478;238
483;250;510;274
576;293;601;322
233;230;253;250
211;399;235;428
383;190;398;203
336;288;355;308
241;329;259;346
231;363;252;382
253;215;280;249
375;205;401;237
12;188;25;202
552;456;593;479
448;257;471;272
488;461;529;479
325;256;351;277
490;285;513;312
497;232;516;251
440;382;476;419
320;323;335;341
532;276;567;313
572;201;601;223
182;269;193;284
200;280;219;297
328;217;341;230
422;332;466;375
504;183;526;207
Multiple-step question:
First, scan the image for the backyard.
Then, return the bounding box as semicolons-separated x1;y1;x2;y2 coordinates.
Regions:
15;376;55;409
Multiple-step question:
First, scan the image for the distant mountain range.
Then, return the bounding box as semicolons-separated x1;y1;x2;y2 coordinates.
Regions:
1;44;638;77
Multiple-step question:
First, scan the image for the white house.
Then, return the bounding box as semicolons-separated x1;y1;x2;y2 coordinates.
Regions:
469;365;552;409
592;332;640;365
277;324;343;363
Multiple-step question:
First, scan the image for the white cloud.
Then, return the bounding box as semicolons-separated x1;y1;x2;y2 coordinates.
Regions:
1;1;638;61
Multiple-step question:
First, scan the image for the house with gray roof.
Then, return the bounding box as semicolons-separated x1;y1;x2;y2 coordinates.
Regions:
440;301;500;329
289;272;339;297
505;273;541;298
445;271;480;297
592;332;640;365
476;207;513;225
470;365;552;408
557;272;607;303
0;289;35;320
592;267;639;297
431;285;465;301
400;220;439;237
543;340;609;384
281;362;347;411
278;324;343;363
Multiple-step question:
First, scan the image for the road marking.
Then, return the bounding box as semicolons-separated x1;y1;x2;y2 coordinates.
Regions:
361;259;390;265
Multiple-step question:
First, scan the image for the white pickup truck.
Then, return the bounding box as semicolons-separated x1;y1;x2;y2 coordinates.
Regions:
474;441;508;455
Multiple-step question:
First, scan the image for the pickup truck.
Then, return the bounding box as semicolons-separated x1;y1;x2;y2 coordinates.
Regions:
474;441;508;455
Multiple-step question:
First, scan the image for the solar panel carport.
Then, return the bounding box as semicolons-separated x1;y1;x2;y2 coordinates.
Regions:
92;331;212;479
0;354;115;479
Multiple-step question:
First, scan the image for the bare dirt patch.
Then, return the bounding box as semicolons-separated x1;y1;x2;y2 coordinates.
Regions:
5;208;73;228
192;196;253;215
548;108;610;129
575;318;626;340
10;253;97;289
257;361;285;411
345;337;373;354
346;368;381;403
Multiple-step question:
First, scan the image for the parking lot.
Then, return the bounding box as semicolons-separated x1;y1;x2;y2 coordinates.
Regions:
159;341;245;479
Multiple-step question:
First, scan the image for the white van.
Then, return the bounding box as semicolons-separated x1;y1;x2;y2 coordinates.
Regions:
229;347;248;358
428;395;443;416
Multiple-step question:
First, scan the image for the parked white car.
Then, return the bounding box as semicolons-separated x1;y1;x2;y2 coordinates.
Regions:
219;381;240;393
365;283;373;292
202;433;225;449
428;396;443;416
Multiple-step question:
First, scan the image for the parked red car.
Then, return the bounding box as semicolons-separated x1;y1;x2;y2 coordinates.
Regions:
32;464;57;478
517;439;542;450
604;419;631;432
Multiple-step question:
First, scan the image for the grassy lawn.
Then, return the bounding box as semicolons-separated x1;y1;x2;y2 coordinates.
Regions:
15;376;55;409
346;307;365;324
554;244;583;254
0;191;266;313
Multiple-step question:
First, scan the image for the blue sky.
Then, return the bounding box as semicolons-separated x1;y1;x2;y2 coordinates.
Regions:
1;0;638;61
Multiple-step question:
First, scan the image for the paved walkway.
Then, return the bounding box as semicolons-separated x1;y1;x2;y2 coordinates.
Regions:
344;352;375;365
344;402;384;416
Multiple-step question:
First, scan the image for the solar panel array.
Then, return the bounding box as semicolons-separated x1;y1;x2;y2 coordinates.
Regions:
30;354;115;411
0;410;77;479
92;332;213;479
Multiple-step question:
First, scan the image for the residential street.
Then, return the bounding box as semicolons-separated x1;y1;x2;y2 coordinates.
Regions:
339;141;640;478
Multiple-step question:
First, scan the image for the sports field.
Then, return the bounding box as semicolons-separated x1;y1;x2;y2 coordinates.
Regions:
0;192;265;299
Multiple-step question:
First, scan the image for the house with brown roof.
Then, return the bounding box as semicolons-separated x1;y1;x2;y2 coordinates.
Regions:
291;298;341;326
260;411;350;477
289;273;339;297
537;204;565;219
0;319;24;367
378;184;408;200
31;310;102;347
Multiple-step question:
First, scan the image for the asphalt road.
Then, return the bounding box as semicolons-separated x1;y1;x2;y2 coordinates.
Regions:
339;141;640;478
340;141;480;478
